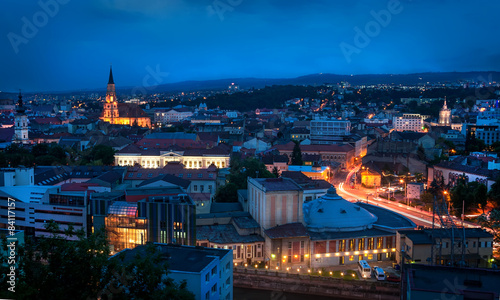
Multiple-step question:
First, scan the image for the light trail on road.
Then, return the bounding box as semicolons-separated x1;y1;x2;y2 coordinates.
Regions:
337;183;438;227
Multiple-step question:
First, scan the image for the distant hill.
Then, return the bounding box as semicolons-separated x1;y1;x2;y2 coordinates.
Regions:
147;71;500;93
3;71;500;96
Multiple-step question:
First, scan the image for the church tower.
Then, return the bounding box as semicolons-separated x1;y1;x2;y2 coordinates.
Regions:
103;66;119;123
438;97;451;126
13;90;29;144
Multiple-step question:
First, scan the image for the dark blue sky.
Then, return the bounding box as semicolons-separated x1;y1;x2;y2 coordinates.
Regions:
1;0;499;92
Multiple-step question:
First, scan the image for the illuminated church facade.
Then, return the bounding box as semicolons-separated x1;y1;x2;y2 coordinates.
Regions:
100;67;151;128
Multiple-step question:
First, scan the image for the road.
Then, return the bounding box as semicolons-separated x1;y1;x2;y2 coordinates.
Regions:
336;182;480;229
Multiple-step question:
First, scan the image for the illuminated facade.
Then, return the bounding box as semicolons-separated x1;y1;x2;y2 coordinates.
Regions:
393;114;425;132
105;201;147;253
438;98;451;126
100;66;151;128
257;186;416;270
115;145;231;169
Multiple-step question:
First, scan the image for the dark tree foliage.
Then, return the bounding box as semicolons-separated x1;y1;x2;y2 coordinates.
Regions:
0;222;194;300
214;156;274;202
488;176;500;208
192;85;319;111
83;145;116;165
291;141;303;166
449;178;488;216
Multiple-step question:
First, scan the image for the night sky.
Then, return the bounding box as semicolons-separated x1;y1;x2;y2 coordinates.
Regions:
1;0;499;92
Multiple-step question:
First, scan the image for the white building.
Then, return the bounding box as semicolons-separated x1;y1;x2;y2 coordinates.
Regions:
115;144;231;169
406;183;424;200
0;167;34;186
310;117;351;144
0;185;89;240
118;243;233;300
154;108;193;125
393;114;425;132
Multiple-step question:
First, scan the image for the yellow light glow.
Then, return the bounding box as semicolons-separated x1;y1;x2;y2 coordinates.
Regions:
283;256;287;259
319;271;322;274
297;269;300;272
392;248;396;252
335;253;340;256
294;255;298;258
254;265;258;268
364;250;368;254
345;252;349;255
265;266;268;269
373;250;378;253
354;251;359;255
315;254;320;258
305;254;309;258
326;253;330;257
244;264;248;267
330;271;333;275
276;267;279;270
308;269;311;273
383;249;387;253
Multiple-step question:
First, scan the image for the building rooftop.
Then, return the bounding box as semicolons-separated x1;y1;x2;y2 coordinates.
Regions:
251;177;302;192
357;203;416;230
406;264;500;297
197;224;264;244
303;187;378;232
265;223;309;239
117;243;230;273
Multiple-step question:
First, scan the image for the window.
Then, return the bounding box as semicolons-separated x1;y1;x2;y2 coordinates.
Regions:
187;173;192;178
201;185;204;192
205;273;209;282
339;256;345;265
211;284;217;294
211;266;217;276
137;173;142;178
349;255;354;261
208;185;212;192
194;185;198;192
198;173;203;178
205;292;209;300
179;174;183;178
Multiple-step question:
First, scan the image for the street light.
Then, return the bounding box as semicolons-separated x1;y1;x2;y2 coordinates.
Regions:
400;178;408;205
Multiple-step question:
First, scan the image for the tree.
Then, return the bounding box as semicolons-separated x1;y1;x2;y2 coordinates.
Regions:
474;183;488;213
104;243;194;299
488;176;500;207
478;209;500;246
291;141;303;165
0;222;195;300
272;166;280;178
214;157;273;202
87;145;116;165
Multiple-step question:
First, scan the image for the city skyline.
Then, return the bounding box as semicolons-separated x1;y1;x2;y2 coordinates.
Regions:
1;0;500;92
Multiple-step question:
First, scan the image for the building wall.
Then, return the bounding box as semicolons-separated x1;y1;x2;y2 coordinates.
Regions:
115;154;230;169
247;178;303;232
393;114;424;132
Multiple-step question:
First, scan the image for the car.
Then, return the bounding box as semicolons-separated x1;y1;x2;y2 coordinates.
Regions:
372;266;386;281
385;272;400;282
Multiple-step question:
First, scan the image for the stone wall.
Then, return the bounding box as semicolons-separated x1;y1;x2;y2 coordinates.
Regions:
234;268;400;300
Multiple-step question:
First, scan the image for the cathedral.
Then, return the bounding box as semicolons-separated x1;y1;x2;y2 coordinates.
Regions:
438;97;451;126
100;67;151;128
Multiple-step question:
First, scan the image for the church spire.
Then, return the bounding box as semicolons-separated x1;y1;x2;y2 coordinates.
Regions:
443;96;447;109
108;65;114;85
16;89;26;114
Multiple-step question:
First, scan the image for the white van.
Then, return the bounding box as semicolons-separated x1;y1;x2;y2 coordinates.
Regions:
373;266;386;281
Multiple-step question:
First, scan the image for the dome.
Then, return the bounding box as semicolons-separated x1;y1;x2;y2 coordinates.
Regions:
303;186;378;232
